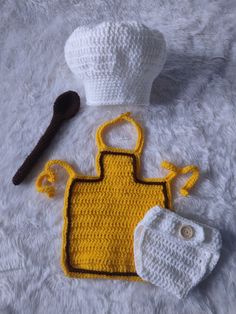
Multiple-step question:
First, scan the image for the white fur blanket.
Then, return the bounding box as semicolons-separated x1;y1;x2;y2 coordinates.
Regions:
1;1;236;313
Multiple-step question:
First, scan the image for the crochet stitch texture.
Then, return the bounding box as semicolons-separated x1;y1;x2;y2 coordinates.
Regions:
134;206;222;298
64;21;166;106
36;113;199;281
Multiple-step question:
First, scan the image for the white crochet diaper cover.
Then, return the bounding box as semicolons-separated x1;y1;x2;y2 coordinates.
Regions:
134;206;222;298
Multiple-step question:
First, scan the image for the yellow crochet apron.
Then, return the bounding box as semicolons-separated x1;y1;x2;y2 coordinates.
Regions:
36;112;199;281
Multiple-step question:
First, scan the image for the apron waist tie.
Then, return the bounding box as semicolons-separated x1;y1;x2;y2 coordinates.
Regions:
161;161;199;197
36;160;76;198
36;159;199;198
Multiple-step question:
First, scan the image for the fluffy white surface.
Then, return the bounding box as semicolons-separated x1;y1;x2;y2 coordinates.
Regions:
0;0;236;313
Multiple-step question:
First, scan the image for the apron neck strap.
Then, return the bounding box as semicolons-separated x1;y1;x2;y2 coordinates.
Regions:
96;112;144;155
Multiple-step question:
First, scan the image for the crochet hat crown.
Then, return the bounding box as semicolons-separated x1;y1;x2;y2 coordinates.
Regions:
64;21;166;106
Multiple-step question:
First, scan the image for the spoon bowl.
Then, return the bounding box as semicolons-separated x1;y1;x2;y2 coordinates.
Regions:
54;90;80;120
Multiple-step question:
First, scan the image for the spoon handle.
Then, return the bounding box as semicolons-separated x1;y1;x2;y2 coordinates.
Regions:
12;115;62;185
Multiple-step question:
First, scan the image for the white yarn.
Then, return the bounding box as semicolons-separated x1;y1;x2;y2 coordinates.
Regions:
64;21;166;106
134;206;222;299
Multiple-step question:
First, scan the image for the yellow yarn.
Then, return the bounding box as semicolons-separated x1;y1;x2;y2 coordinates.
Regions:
161;161;200;196
36;160;77;198
36;112;200;281
96;112;144;155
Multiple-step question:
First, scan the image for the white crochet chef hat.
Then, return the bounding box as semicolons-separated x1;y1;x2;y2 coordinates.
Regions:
64;21;166;106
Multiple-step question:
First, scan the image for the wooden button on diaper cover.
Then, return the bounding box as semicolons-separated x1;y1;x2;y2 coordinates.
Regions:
180;225;194;239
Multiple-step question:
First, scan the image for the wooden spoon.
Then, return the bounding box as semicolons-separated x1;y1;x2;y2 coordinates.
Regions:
12;90;80;185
